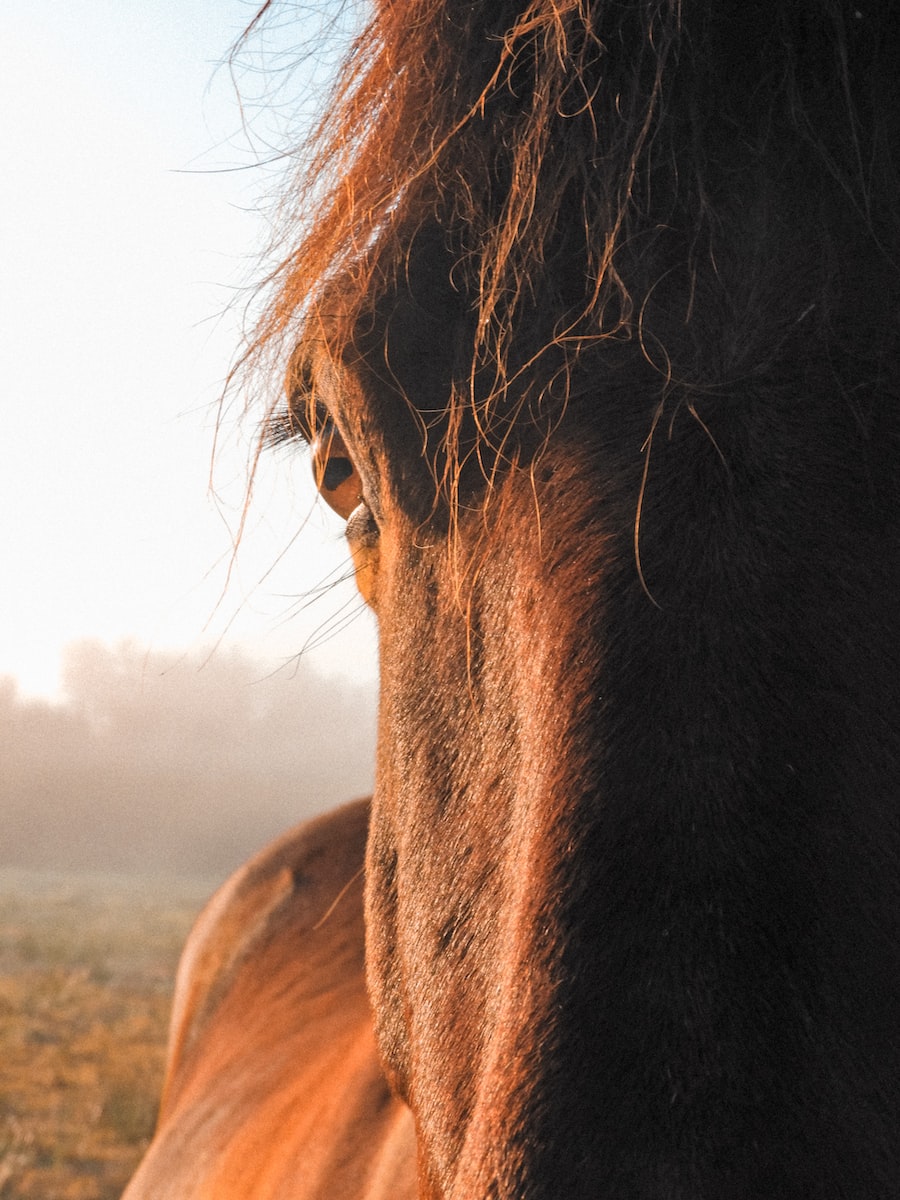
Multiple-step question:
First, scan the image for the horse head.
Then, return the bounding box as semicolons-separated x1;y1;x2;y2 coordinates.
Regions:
273;4;900;1194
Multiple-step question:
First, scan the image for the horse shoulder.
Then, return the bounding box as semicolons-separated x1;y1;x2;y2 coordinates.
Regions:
123;797;416;1200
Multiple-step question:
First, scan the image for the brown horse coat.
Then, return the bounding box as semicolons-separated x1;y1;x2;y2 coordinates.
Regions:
122;799;415;1199
128;1;900;1195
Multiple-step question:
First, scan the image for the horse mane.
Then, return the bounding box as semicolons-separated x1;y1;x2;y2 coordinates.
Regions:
242;0;899;470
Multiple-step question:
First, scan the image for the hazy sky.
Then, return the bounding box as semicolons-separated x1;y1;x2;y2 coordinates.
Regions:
2;1;377;702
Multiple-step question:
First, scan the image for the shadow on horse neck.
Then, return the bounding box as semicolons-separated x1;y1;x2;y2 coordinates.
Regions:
260;2;900;1195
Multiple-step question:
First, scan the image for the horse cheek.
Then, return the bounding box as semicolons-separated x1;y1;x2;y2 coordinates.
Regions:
350;536;380;607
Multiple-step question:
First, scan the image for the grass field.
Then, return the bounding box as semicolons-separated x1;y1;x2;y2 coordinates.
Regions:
0;869;213;1200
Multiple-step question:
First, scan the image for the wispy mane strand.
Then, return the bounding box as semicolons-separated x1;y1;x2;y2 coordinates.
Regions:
240;0;898;439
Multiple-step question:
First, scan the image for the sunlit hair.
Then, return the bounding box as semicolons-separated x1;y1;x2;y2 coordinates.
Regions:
238;0;897;469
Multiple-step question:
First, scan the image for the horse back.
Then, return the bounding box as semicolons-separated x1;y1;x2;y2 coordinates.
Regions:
123;798;416;1200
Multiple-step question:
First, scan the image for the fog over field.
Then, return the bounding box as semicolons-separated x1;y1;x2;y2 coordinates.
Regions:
0;640;376;880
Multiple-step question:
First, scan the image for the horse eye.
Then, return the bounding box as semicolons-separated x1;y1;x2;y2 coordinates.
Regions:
322;457;354;491
312;423;363;520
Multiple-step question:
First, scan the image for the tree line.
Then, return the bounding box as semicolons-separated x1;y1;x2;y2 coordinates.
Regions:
0;640;377;879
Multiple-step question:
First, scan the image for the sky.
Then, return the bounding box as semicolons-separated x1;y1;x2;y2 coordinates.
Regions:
1;1;377;703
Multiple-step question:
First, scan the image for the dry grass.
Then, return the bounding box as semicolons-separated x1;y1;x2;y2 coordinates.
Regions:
0;869;211;1199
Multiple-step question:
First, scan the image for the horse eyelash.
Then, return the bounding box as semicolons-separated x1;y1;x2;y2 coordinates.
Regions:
264;403;308;448
265;396;327;449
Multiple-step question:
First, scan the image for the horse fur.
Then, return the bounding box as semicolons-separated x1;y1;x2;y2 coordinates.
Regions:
130;3;900;1197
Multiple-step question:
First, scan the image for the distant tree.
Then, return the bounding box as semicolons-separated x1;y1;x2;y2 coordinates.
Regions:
1;641;376;878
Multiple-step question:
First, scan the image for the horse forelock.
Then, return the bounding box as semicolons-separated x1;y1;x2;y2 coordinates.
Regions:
245;0;898;504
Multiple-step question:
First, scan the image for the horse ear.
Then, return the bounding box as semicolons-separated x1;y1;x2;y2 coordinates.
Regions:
311;425;363;519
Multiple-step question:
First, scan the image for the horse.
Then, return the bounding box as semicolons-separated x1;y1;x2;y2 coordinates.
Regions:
125;1;900;1196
